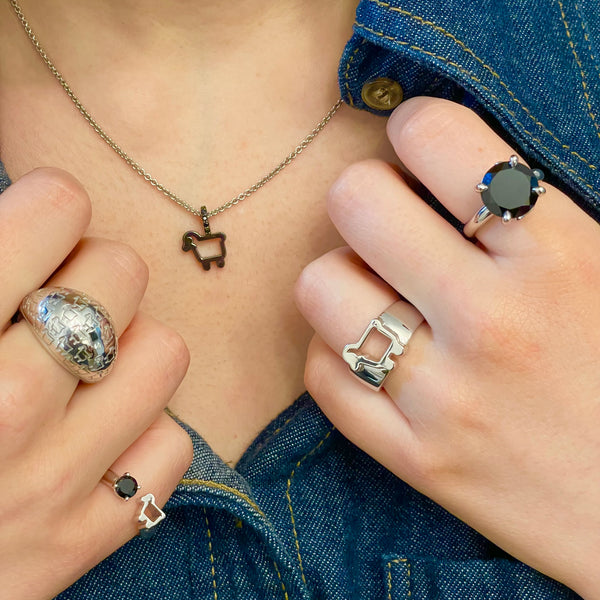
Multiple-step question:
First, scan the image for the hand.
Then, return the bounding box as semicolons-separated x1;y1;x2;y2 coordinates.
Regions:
295;97;600;598
0;169;193;600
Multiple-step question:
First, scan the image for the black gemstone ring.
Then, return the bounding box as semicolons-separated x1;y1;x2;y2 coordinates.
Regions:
463;155;545;237
102;470;140;501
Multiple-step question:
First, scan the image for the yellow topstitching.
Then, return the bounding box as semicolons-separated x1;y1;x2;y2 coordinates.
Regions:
556;0;600;138
353;21;598;196
387;557;411;599
179;479;265;517
574;1;600;82
203;508;219;600
361;0;599;178
272;560;291;600
286;428;335;587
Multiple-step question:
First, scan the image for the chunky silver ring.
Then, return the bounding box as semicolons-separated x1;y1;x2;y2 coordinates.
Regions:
20;286;118;383
463;155;546;237
102;470;141;501
342;309;423;390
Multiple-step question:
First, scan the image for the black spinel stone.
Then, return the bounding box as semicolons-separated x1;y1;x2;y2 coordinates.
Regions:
481;161;540;219
115;474;139;500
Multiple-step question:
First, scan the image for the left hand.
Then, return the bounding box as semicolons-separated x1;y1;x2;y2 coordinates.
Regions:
294;97;600;599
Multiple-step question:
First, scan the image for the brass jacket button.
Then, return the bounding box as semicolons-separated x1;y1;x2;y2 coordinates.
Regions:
361;78;404;110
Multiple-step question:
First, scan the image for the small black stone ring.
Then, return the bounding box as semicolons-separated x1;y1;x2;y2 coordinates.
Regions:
102;470;141;501
463;155;545;237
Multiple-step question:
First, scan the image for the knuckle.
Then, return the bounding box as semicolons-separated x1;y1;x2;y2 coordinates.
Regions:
52;515;100;572
303;342;327;398
30;167;92;222
467;299;535;364
407;449;451;488
388;97;471;150
155;326;191;377
169;426;194;474
294;253;332;314
145;417;194;479
295;248;360;320
0;363;42;438
101;239;149;291
327;159;391;217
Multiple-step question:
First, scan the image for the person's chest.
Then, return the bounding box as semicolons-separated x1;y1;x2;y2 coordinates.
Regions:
0;63;396;462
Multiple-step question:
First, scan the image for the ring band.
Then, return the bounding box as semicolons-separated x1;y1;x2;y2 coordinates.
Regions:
102;470;141;501
342;307;423;390
463;155;545;237
102;469;166;537
20;286;118;383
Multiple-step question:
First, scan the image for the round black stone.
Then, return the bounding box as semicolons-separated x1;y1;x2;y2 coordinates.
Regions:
114;474;139;500
480;161;540;219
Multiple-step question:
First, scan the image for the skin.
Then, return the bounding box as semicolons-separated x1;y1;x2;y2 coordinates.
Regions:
0;1;391;597
295;98;600;597
0;0;390;463
0;1;598;598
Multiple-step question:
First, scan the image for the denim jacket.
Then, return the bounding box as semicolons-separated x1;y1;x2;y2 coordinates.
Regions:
1;0;598;598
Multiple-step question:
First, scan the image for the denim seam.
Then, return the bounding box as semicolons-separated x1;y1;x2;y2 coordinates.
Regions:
252;416;296;458
285;427;335;587
386;558;411;599
267;417;295;444
362;0;599;175
354;21;599;197
272;560;291;600
344;40;366;106
203;508;218;600
179;479;265;517
574;1;600;82
556;0;600;137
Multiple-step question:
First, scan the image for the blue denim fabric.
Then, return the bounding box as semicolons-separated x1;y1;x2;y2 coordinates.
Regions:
340;0;600;223
0;161;9;194
54;395;579;600
1;0;596;598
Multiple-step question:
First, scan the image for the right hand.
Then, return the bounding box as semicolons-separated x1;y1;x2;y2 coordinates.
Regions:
0;168;193;600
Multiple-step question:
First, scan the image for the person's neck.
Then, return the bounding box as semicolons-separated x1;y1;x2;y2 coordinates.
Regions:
25;0;358;55
12;0;358;110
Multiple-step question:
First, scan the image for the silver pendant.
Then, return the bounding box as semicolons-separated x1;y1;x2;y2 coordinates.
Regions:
182;206;227;270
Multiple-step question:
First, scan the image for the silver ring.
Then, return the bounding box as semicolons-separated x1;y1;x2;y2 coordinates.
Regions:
102;470;141;501
463;155;546;237
20;286;118;383
138;493;166;538
342;309;423;390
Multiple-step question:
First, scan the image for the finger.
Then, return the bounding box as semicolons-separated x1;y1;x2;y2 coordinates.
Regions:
327;159;492;328
305;334;420;476
60;311;190;494
296;246;433;410
47;237;149;339
386;97;591;255
45;412;192;598
0;237;149;415
0;168;91;325
296;246;423;354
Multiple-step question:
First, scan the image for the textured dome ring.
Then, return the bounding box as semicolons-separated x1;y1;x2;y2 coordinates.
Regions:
20;286;118;383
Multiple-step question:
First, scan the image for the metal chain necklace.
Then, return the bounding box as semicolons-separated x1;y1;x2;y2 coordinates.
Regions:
9;0;344;270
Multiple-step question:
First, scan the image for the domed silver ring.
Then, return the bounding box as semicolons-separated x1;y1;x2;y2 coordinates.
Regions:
20;286;118;383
